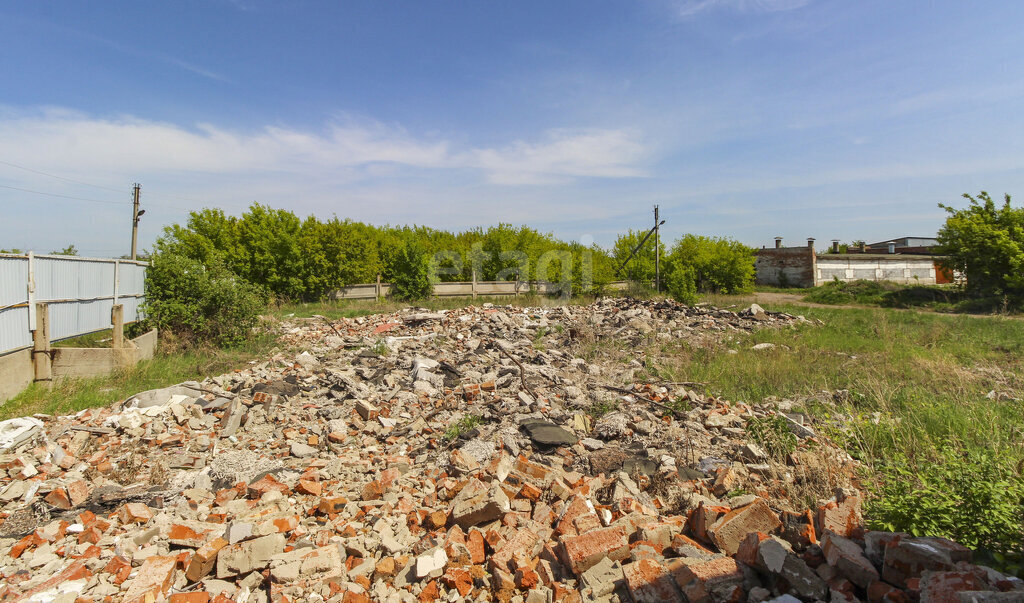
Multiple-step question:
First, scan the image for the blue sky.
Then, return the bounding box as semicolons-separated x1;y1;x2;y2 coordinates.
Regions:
2;0;1023;256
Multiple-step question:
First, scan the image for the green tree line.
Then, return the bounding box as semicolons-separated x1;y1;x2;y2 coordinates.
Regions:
155;204;621;300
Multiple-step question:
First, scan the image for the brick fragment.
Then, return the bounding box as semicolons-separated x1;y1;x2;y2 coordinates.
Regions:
816;488;863;538
622;558;683;603
706;498;781;555
560;527;629;575
45;487;72;510
881;535;972;589
186;537;229;582
821;532;879;588
918;568;990;603
122;555;177;603
118;502;153;525
670;557;744;603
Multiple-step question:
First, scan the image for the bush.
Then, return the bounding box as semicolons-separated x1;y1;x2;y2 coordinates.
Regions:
666;234;754;294
937;192;1024;302
867;443;1024;559
390;241;433;301
143;252;267;346
664;264;697;304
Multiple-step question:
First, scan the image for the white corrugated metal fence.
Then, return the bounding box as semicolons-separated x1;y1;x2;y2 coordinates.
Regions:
0;253;147;355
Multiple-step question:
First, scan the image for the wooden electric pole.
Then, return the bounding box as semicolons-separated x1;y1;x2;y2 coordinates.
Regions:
130;183;141;260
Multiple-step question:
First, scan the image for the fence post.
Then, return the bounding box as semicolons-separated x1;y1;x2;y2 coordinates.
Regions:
32;303;51;383
111;304;124;349
472;269;477;299
26;251;36;330
113;260;120;309
376;274;382;301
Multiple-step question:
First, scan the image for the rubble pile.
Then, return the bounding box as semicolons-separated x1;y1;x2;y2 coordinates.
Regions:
0;298;1019;602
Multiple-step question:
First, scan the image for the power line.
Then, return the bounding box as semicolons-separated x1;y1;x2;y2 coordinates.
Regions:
0;183;128;205
0;159;127;193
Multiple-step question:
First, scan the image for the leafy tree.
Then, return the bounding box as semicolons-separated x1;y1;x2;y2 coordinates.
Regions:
154;204;618;300
0;248;23;254
665;234;755;295
390;240;433;301
612;229;666;286
937;192;1024;301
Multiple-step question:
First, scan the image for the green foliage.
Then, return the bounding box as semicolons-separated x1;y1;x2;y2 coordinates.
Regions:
0;248;23;254
665;264;698;304
746;415;798;458
804;279;983;311
156;205;616;301
143;251;267;346
666;235;754;295
612;229;666;286
661;395;691;418
50;244;78;256
937;192;1024;302
390;241;433;301
867;443;1024;558
444;414;482;441
588;399;619;418
370;339;389;357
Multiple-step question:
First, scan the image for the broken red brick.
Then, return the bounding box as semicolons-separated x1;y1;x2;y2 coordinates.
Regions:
122;555;177;603
560;527;629;575
623;558;683;603
706;498;781;556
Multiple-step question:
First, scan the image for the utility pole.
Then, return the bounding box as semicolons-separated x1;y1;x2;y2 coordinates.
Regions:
130;183;142;260
654;205;660;293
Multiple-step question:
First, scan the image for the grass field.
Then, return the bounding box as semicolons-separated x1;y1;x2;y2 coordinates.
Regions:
641;297;1024;564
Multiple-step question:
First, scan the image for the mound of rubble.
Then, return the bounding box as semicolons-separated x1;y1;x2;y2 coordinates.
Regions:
0;298;1020;602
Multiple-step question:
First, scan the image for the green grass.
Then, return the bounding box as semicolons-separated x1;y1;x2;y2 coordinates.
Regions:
802;279;1021;314
628;299;1024;565
0;334;279;420
52;329;115;348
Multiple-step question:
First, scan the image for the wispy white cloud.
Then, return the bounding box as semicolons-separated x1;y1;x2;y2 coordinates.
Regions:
158;55;231;83
675;0;811;18
469;129;647;185
0;108;648;187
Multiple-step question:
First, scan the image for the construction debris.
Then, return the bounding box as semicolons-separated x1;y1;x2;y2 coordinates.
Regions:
0;298;1018;602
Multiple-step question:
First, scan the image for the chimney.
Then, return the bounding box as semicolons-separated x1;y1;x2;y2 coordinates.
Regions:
831;239;840;253
888;242;896;254
807;237;815;251
774;237;783;249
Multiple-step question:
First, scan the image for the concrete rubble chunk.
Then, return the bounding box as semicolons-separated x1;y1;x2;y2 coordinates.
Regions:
449;478;510;528
821;531;879;588
216;533;286;578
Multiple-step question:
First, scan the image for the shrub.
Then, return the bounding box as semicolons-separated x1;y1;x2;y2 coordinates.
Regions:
867;443;1024;559
143;252;267;346
665;264;698;304
390;241;433;301
666;234;755;294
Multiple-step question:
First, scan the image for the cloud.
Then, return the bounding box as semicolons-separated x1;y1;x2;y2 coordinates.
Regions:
158;56;231;82
675;0;811;18
469;129;648;185
0;107;647;187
